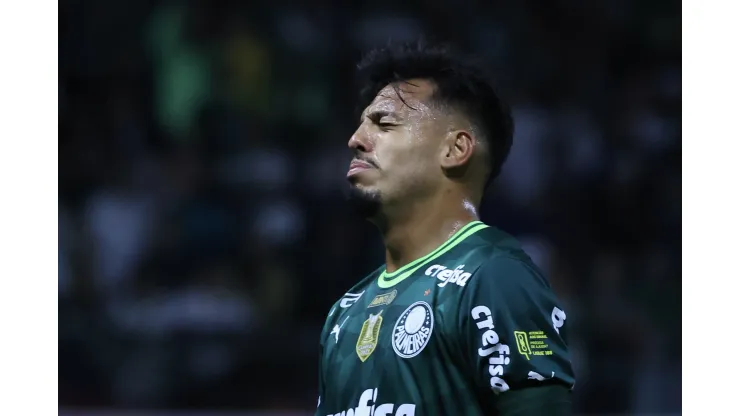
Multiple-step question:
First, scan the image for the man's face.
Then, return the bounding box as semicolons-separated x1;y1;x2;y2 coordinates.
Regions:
346;79;445;214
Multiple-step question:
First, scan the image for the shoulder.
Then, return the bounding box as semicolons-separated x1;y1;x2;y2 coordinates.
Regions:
320;265;383;341
427;225;549;298
473;254;550;291
462;226;546;276
435;227;554;315
457;250;556;318
462;226;551;294
325;265;383;317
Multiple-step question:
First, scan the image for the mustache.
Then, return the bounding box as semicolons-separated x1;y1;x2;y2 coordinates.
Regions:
352;153;379;169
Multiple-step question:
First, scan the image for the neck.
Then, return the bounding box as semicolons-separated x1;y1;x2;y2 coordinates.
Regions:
377;190;479;273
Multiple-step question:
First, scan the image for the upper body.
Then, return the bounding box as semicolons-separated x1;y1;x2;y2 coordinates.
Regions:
317;222;575;415
317;41;575;415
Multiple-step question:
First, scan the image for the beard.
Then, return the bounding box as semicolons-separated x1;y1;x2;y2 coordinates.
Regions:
345;184;382;219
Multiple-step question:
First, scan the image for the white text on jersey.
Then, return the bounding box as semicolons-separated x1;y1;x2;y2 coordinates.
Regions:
471;305;511;394
329;388;415;416
425;264;472;288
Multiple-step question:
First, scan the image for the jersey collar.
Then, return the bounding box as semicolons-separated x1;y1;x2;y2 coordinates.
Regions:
377;221;488;289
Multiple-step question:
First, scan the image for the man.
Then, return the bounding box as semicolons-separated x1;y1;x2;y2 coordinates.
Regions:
316;41;575;416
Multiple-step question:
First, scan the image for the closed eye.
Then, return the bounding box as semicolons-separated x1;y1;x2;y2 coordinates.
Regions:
362;110;401;130
376;122;398;132
363;116;396;131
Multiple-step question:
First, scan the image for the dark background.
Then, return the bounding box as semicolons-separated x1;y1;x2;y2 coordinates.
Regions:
58;0;681;414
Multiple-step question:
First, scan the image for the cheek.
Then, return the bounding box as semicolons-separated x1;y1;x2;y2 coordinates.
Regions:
377;128;437;172
381;137;419;170
385;141;437;181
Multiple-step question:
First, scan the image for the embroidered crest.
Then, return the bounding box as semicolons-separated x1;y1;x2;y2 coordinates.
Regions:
356;310;383;362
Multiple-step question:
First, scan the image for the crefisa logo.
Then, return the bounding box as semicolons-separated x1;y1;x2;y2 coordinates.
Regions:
425;264;472;288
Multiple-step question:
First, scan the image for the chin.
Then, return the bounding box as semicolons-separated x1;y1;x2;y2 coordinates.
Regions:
345;184;382;218
348;179;372;191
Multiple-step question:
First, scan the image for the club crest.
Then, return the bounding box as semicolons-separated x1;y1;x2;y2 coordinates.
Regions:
392;301;434;358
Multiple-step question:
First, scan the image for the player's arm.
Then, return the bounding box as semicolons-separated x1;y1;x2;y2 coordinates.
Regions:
458;256;575;415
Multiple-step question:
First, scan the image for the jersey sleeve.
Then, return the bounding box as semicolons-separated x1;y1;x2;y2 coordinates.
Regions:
457;255;575;401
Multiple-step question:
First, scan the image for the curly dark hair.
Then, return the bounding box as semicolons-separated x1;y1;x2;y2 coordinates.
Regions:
355;40;514;187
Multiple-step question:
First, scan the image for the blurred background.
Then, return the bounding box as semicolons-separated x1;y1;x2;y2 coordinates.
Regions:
58;0;681;414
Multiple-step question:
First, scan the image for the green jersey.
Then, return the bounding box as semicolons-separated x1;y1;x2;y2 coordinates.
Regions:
316;221;575;416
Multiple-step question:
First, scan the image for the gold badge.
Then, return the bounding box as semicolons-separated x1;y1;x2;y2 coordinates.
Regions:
368;290;397;308
356;310;383;362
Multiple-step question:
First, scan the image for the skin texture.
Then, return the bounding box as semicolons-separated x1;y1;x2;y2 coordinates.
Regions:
346;79;490;272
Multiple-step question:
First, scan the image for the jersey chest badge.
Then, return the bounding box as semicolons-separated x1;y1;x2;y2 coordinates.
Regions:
368;289;397;308
392;301;434;358
356;310;383;362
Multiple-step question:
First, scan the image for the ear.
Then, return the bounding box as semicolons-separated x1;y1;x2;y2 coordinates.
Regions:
439;130;475;170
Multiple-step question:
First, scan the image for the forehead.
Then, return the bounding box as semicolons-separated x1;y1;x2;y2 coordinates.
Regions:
363;79;437;118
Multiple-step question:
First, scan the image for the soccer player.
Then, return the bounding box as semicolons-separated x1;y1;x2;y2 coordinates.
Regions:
316;42;575;416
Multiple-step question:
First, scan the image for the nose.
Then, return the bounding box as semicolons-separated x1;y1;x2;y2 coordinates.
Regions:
348;128;372;153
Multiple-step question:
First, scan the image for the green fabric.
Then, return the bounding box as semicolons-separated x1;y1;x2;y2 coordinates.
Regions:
316;226;575;415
